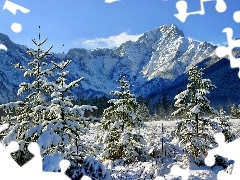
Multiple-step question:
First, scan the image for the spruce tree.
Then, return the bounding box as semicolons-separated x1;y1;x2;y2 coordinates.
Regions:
171;66;219;166
46;57;108;180
0;31;98;168
100;75;147;164
230;104;240;119
0;31;56;164
217;109;235;142
136;103;150;122
38;57;98;158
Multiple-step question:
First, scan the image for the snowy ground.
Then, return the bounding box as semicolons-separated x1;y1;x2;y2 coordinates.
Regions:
84;119;240;180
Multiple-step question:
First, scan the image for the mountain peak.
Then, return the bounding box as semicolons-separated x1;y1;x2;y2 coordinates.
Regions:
136;24;185;48
159;24;184;37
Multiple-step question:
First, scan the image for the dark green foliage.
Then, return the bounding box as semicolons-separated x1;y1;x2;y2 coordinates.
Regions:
136;103;150;122
66;156;110;180
75;95;109;118
100;75;147;163
172;66;219;166
230;104;240;119
218;109;236;142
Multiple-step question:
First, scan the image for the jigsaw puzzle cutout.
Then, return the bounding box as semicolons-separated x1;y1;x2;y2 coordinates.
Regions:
2;0;30;33
215;27;240;78
0;123;92;180
0;44;7;51
0;1;30;50
175;0;240;78
205;133;240;180
155;132;240;180
154;165;189;180
174;0;227;22
215;7;240;78
170;165;189;180
233;11;240;23
154;176;165;180
81;175;92;180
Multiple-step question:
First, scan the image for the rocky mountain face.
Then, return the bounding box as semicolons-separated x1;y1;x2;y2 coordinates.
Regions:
0;24;237;107
64;24;216;97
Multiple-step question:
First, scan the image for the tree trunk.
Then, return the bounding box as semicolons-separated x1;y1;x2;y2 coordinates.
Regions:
122;112;125;132
196;113;198;134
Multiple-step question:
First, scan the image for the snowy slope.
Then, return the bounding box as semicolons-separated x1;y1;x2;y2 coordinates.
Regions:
0;24;217;102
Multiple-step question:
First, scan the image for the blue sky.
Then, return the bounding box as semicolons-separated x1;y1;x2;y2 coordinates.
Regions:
0;0;240;53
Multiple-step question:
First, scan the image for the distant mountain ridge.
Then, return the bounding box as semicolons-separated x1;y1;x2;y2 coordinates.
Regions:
0;24;238;107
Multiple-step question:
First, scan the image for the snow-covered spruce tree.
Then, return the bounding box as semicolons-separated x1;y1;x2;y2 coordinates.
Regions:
0;33;100;172
230;104;240;119
100;75;147;164
0;34;57;165
171;66;219;166
42;59;109;180
217;109;235;143
39;58;98;156
136;103;150;122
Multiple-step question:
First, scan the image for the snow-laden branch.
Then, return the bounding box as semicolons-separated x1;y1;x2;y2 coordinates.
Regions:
0;101;23;112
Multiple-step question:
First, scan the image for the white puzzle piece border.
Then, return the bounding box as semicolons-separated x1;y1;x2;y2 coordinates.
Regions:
0;124;72;180
205;133;240;180
175;0;240;78
2;0;30;33
174;0;227;23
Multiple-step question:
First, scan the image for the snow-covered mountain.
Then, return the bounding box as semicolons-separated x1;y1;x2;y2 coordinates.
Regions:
64;24;216;97
0;24;234;106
